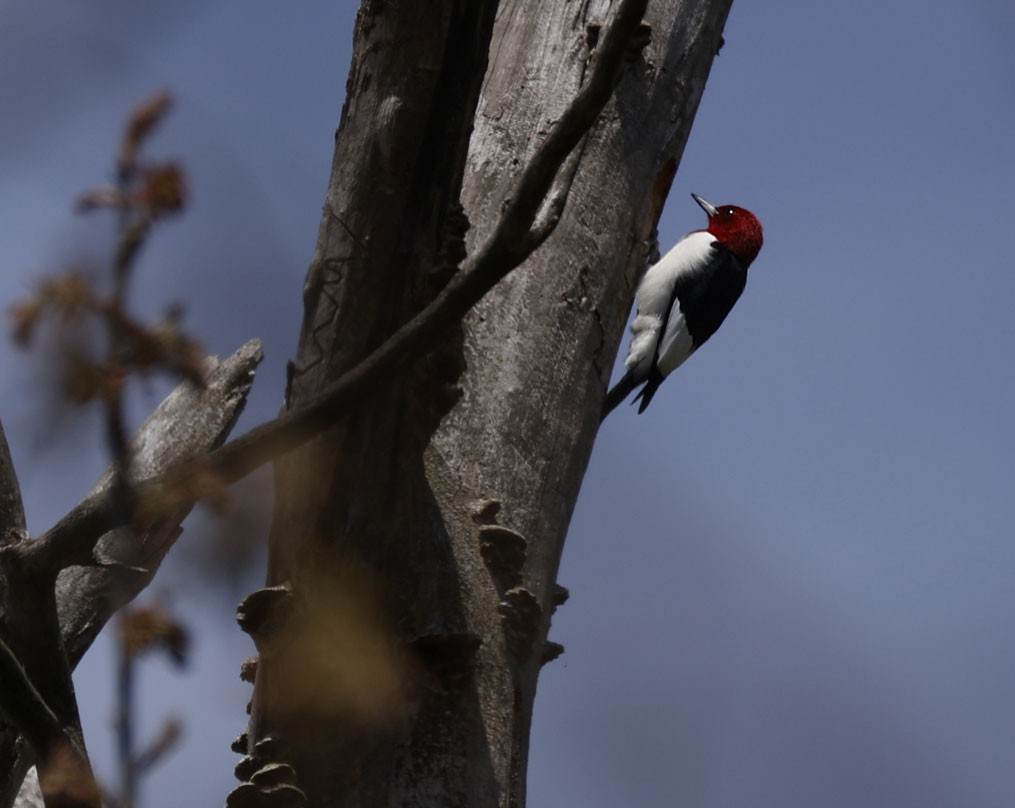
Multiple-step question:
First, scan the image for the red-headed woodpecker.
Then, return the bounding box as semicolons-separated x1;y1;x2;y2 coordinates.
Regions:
602;193;764;418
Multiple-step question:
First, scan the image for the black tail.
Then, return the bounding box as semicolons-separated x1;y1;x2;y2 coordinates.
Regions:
601;369;643;422
602;367;664;422
601;370;637;421
631;369;663;413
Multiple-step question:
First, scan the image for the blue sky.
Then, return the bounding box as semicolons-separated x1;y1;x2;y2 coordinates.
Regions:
2;1;1015;806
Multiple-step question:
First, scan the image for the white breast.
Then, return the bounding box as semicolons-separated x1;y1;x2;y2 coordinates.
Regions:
623;231;715;378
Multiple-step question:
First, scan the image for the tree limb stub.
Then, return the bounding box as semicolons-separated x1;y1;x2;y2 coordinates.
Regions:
57;338;264;665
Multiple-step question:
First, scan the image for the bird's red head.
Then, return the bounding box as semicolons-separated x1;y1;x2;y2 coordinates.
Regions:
692;193;764;265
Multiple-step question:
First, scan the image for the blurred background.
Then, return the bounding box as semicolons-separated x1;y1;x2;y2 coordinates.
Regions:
2;1;1014;805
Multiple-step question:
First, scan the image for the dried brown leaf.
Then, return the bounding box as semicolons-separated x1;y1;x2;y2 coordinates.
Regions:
62;356;123;405
10;298;43;346
120;604;189;666
137;163;186;218
38;272;99;321
121;91;173;173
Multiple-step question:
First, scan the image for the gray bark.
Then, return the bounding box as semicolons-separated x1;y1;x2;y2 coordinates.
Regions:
430;3;731;804
245;1;731;806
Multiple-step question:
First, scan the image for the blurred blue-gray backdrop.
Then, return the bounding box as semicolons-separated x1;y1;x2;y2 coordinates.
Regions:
2;2;1014;806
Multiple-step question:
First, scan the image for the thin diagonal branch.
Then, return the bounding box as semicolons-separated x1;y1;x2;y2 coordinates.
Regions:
528;136;590;250
36;0;649;573
0;637;64;761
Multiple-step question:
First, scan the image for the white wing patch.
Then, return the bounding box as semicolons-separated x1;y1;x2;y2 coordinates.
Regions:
623;231;715;379
625;312;663;375
655;301;694;376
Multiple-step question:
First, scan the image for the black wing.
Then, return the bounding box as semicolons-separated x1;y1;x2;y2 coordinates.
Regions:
671;242;749;351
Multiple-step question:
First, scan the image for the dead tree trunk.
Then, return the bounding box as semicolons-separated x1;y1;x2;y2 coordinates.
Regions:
238;1;732;806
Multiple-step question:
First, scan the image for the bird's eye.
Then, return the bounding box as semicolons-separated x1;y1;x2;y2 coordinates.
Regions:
725;208;735;216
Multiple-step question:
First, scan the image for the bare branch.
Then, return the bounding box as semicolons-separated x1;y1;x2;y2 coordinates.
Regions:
131;719;181;778
527;137;589;251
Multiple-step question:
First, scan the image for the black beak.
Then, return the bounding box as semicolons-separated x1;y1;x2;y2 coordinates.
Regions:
691;193;718;217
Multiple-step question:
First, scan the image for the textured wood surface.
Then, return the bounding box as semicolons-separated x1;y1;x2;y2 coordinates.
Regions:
429;2;732;804
251;1;733;806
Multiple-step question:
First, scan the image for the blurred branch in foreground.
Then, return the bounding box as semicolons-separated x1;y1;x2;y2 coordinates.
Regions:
0;93;264;807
